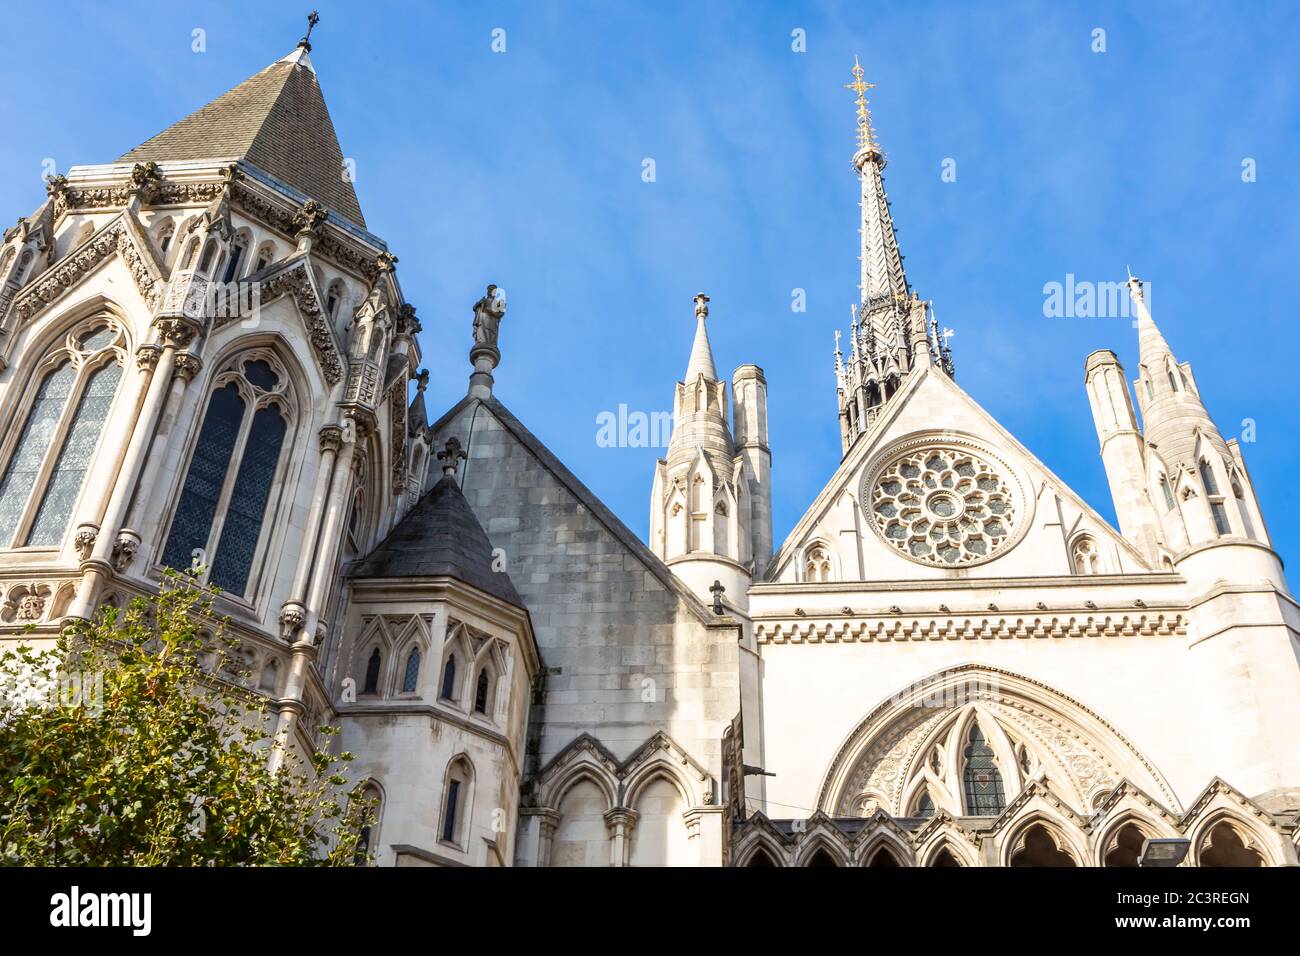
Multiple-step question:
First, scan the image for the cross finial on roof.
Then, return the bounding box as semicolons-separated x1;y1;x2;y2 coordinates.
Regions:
844;56;879;152
298;10;320;51
438;436;467;479
709;579;726;615
694;292;710;320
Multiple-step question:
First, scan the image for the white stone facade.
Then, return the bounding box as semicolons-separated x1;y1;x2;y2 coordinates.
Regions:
0;47;1296;868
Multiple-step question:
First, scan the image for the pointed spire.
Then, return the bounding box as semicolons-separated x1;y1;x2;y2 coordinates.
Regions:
685;292;718;381
1127;272;1174;362
117;23;365;226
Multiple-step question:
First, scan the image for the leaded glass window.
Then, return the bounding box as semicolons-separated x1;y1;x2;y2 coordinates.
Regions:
0;320;126;548
0;362;75;544
1160;475;1175;511
1198;459;1220;495
208;405;287;594
27;361;122;545
402;648;420;694
1211;501;1231;536
161;352;294;598
962;724;1006;816
915;792;934;818
162;384;245;572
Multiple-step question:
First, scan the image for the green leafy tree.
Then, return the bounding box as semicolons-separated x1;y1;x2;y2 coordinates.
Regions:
0;574;372;865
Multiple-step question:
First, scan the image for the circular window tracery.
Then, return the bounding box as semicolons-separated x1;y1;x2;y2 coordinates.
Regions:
865;443;1023;566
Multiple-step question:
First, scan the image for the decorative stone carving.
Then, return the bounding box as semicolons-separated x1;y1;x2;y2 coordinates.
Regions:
245;262;343;385
319;424;344;455
863;439;1027;567
174;353;202;382
128;161;165;204
111;531;141;573
279;603;306;642
10;218;160;325
291;199;329;237
155;318;197;349
74;526;98;561
135;345;162;372
1;583;52;623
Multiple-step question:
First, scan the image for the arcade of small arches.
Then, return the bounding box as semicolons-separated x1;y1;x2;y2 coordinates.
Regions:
524;732;718;867
731;807;1281;867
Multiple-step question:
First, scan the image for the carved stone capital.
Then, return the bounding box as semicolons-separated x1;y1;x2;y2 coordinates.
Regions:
319;424;344;454
135;344;163;372
603;807;639;833
174;353;203;382
374;251;398;275
155;318;198;350
111;530;141;573
73;525;99;562
278;602;306;642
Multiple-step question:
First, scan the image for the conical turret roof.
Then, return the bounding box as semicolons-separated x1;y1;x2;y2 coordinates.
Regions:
117;47;365;227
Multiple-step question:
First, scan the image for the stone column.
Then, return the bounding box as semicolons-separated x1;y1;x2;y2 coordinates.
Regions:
121;351;203;547
603;807;638;867
278;424;343;643
268;422;358;772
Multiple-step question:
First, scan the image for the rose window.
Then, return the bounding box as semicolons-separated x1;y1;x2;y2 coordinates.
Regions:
867;446;1019;566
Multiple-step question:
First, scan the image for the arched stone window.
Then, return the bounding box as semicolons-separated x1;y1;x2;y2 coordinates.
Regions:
1009;823;1077;867
221;234;249;284
1103;822;1147;867
914;791;934;818
0;320;126;547
1159;473;1176;511
867;846;901;867
355;782;383;865
362;647;382;696
198;238;219;275
325;280;345;320
155;221;174;257
929;846;961;867
440;756;474;847
746;847;778;867
252;242;276;274
440;654;457;701
804;543;832;582
805;847;838;867
1199;820;1265;867
160;351;294;597
1232;479;1256;540
962;724;1006;816
1199;459;1230;535
474;668;491;714
1071;535;1100;575
401;647;420;694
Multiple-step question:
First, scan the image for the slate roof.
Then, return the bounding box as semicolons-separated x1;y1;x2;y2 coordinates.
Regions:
349;474;524;608
117;49;366;227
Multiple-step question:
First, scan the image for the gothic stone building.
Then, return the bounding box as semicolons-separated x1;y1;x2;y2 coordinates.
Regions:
0;43;1297;868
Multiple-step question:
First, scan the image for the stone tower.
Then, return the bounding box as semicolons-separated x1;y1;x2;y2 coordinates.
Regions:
649;293;770;609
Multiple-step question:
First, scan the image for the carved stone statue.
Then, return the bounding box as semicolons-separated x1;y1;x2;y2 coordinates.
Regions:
472;284;506;348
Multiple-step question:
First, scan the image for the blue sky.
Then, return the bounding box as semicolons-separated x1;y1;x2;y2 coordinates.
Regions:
2;1;1297;571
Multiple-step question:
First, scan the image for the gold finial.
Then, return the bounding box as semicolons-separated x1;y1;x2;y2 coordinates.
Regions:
844;56;879;153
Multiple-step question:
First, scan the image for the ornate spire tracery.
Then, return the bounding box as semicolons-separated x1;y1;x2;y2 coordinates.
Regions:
833;61;954;456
